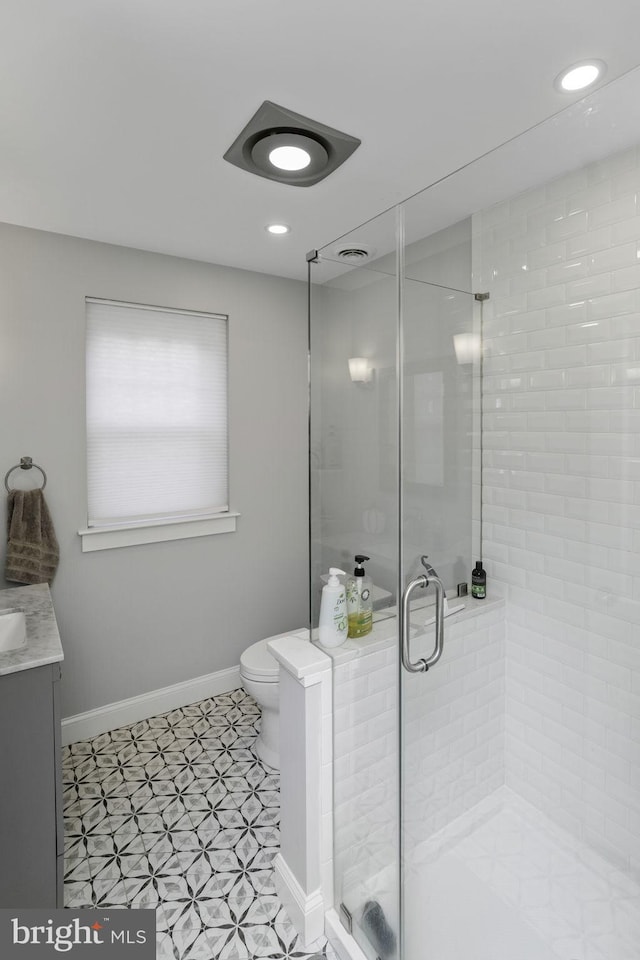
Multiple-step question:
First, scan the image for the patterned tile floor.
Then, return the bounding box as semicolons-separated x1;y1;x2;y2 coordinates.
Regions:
62;688;337;960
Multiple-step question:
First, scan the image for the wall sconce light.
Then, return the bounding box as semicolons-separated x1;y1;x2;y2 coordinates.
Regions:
453;333;482;365
349;357;373;383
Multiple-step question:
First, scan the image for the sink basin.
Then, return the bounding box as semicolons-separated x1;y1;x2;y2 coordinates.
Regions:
0;609;27;652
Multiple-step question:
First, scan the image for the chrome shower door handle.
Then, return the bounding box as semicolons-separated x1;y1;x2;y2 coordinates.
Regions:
400;574;445;673
401;575;428;673
424;575;445;668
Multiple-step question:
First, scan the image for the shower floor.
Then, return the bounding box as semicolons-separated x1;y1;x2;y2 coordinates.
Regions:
405;787;640;960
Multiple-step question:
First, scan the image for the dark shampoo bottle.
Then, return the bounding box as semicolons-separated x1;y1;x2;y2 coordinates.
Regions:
472;560;486;599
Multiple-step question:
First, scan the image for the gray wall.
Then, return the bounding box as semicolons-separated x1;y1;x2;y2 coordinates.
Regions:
0;223;309;718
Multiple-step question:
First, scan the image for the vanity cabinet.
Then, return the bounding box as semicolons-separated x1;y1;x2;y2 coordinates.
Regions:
0;660;64;907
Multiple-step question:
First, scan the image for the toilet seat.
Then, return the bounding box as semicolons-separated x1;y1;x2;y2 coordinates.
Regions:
240;638;279;683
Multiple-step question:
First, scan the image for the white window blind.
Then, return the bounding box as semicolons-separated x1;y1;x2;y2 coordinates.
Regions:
86;298;228;528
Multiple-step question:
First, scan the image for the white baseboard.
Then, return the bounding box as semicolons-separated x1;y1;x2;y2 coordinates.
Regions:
61;665;241;746
325;908;369;960
274;853;325;948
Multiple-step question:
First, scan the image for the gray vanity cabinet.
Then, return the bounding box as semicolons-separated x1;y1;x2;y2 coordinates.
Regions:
0;661;64;907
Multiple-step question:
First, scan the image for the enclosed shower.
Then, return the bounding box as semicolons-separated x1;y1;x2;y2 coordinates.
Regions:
309;67;640;960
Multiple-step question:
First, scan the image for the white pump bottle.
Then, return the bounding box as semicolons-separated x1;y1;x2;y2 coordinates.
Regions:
318;568;348;648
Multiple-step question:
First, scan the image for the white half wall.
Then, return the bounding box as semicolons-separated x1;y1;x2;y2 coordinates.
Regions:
268;636;333;947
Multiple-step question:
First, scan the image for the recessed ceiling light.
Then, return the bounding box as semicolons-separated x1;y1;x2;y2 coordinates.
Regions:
265;223;290;235
252;132;328;181
555;59;606;92
268;145;311;171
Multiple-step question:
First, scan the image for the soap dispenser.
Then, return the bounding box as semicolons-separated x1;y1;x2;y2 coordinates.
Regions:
318;568;348;648
347;555;373;638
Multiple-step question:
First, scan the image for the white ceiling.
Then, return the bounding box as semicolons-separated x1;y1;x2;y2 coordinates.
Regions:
3;0;640;281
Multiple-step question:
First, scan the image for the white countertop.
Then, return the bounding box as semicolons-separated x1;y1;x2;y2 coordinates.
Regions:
0;582;64;676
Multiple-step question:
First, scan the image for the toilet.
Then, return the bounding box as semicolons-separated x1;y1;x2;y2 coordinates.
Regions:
239;637;281;770
239;629;308;770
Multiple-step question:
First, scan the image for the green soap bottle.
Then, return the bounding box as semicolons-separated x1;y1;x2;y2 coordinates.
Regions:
347;555;373;638
472;560;486;599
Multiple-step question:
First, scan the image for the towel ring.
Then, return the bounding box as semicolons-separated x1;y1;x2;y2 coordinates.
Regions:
4;457;47;493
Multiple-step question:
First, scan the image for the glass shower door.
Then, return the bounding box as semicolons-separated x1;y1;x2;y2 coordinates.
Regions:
308;206;402;960
309;208;482;960
399;245;484;960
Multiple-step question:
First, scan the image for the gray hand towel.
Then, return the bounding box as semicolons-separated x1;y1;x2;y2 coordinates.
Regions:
5;488;60;585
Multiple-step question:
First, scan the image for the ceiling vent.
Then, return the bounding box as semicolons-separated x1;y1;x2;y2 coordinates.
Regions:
335;245;373;263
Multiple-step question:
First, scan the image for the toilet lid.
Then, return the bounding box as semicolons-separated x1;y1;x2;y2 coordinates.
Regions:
240;638;279;681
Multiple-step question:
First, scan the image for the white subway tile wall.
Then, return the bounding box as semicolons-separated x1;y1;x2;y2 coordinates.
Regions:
331;603;504;920
403;605;505;847
332;633;398;920
475;142;640;877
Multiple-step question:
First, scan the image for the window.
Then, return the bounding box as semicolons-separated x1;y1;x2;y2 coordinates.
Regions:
80;298;236;552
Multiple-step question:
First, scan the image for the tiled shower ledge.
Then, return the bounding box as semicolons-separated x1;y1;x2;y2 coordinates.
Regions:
317;595;504;666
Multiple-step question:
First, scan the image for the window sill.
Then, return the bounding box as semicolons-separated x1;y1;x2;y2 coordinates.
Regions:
78;512;240;553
